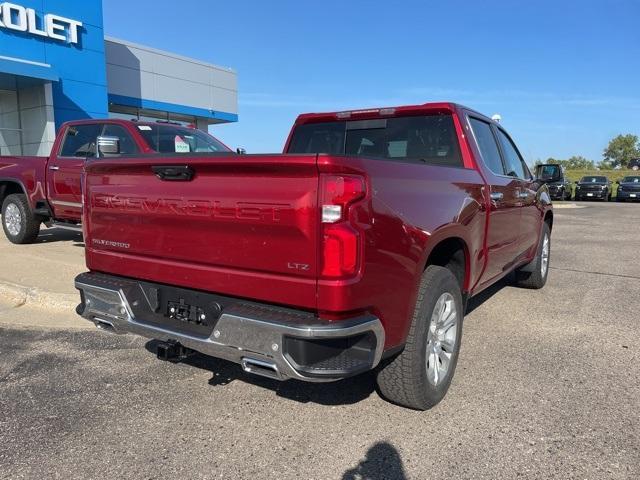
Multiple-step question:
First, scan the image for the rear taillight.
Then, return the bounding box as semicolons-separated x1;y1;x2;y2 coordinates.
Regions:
320;175;366;279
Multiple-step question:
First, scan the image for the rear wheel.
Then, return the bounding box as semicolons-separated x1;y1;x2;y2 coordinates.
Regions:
1;194;41;244
515;222;550;289
376;266;463;410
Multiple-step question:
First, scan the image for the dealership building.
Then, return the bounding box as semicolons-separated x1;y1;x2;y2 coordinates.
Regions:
0;0;238;155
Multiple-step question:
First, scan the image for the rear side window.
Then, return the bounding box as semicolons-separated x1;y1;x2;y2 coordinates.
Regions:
137;125;229;153
102;124;138;155
496;129;530;179
288;114;463;167
288;122;345;156
60;124;101;158
468;118;504;175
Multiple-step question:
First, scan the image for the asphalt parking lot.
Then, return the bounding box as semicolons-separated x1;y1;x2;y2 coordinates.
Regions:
1;202;639;480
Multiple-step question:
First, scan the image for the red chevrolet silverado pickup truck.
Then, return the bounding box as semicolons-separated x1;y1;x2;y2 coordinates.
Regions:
0;119;231;244
74;102;556;410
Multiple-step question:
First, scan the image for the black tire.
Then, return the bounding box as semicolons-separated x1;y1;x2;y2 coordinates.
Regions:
515;222;551;289
1;194;41;244
603;193;608;202
376;266;464;410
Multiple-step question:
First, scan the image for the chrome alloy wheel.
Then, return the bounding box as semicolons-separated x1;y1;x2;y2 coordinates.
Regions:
4;203;22;237
426;292;458;386
541;234;550;278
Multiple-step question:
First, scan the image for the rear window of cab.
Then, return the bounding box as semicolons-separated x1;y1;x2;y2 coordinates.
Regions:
287;114;463;167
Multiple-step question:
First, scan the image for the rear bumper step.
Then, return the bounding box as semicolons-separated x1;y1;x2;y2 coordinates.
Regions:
46;220;82;232
74;272;385;382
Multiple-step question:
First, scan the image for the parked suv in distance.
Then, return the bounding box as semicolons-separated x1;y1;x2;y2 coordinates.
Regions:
616;175;640;202
629;159;640;171
574;176;612;201
536;164;571;201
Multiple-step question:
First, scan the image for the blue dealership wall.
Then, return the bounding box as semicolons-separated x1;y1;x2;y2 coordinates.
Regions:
0;0;108;128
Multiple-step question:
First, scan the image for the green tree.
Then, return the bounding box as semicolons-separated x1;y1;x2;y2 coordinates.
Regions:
564;156;595;169
537;156;594;170
598;160;614;170
603;134;640;168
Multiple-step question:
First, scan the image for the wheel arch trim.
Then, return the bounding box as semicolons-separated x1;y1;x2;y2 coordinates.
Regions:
0;178;28;204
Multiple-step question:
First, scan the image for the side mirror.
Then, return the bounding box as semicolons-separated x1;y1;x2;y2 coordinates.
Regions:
97;136;120;157
575;180;579;184
236;147;246;155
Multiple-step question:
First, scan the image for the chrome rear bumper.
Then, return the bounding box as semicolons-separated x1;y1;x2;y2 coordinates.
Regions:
75;272;384;382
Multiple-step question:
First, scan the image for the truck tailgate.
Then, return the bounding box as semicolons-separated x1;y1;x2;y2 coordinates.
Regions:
83;154;320;309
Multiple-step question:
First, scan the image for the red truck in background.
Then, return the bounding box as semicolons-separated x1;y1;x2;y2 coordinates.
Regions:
0;119;231;244
74;102;556;410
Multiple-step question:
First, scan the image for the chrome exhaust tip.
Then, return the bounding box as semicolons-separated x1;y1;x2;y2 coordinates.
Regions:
94;317;115;332
241;357;281;380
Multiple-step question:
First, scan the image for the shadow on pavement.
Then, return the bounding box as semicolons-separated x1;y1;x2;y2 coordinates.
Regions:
144;339;377;406
140;276;516;406
342;442;407;480
465;273;513;315
35;227;83;245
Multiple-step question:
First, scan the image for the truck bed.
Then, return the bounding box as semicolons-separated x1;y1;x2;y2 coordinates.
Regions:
0;155;49;199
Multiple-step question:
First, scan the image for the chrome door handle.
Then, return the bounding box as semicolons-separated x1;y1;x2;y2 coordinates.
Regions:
49;165;60;171
490;192;504;201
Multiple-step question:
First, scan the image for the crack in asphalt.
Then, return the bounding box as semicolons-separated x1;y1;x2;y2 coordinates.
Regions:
550;266;640;280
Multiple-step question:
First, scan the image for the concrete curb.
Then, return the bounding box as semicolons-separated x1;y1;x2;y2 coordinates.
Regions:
0;281;78;313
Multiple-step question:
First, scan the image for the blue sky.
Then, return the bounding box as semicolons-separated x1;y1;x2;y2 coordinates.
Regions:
103;0;640;163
